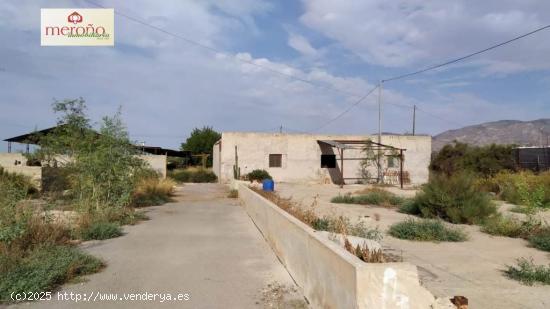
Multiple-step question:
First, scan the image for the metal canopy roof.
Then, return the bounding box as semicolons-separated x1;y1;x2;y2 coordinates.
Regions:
4;125;190;158
317;139;406;151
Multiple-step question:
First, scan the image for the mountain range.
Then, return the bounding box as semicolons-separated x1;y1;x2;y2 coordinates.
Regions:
432;119;550;151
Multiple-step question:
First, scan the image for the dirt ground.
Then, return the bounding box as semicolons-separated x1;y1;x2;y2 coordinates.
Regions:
276;183;550;309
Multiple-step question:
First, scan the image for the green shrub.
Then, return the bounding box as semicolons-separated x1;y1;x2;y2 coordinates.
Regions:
388;219;467;242
430;142;516;177
330;194;355;204
481;215;526;238
410;172;496;224
477;171;550;209
0;167;37;198
528;230;550;252
169;168;217;183
398;199;420;214
312;217;330;231
481;215;548;249
505;258;550;285
0;245;103;302
79;222;122;240
331;190;405;207
246;169;272;182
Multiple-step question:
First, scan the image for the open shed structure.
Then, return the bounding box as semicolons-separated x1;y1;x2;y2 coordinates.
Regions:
3;125;191;158
318;139;406;188
1;125;191;183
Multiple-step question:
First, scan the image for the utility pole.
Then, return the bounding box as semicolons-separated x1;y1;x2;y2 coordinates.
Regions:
412;105;416;136
377;81;383;183
378;81;382;145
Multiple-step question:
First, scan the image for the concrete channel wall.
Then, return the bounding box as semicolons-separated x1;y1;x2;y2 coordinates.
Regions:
237;183;441;309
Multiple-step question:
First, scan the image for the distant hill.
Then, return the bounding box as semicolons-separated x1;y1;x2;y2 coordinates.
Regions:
433;119;550;151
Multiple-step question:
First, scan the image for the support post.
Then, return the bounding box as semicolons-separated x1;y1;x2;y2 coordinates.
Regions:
377;81;383;183
26;143;29;154
412;105;416;136
399;149;404;189
7;142;11;153
340;148;344;188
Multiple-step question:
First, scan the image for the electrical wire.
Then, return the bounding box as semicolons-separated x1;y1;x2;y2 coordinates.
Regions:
382;24;550;83
83;0;549;132
311;84;379;132
83;0;360;99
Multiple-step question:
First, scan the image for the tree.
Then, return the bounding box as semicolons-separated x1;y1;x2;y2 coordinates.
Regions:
430;141;517;177
181;126;221;167
37;98;147;212
359;139;399;183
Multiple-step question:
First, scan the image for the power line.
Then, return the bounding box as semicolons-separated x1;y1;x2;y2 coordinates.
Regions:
83;0;360;99
382;24;550;83
84;0;547;132
311;84;379;132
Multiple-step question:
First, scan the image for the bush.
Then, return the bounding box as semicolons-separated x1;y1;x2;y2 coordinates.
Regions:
331;189;405;207
388;219;468;242
477;171;550;209
481;215;524;238
409;172;496;224
169;168;217;183
79;221;122;240
398;199;420;214
246;169;272;182
0;245;103;302
0;167;37;198
132;177;175;207
528;230;550;252
430;142;516;177
505;258;550;285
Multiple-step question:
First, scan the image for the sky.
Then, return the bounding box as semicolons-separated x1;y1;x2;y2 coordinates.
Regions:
1;0;550;151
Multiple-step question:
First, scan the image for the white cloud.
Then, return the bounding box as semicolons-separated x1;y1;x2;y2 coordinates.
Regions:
288;33;318;56
299;0;550;73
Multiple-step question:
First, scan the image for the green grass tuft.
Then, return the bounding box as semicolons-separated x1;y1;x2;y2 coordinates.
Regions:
169;168;217;183
0;245;103;302
389;218;468;242
79;222;122;240
331;190;405;207
528;231;550;252
505;258;550;285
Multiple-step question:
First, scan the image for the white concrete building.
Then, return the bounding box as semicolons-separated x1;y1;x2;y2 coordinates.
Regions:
213;132;432;186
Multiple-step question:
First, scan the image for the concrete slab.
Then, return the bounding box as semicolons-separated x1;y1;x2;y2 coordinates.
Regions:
12;184;303;309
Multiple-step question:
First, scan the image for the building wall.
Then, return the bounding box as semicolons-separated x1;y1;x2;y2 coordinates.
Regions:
0;153;167;186
216;132;431;185
0;153;42;188
139;154;167;178
213;140;221;178
0;153;27;166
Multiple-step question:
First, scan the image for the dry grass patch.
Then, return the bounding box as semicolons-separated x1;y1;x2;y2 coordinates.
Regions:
132;177;176;207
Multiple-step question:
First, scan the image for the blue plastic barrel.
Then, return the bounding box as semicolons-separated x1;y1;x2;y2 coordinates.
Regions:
262;179;274;192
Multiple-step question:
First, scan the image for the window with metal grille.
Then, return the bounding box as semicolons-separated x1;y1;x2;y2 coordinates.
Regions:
269;154;282;168
321;154;336;168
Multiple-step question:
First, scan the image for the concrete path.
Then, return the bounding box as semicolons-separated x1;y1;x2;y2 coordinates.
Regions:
14;184;303;309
